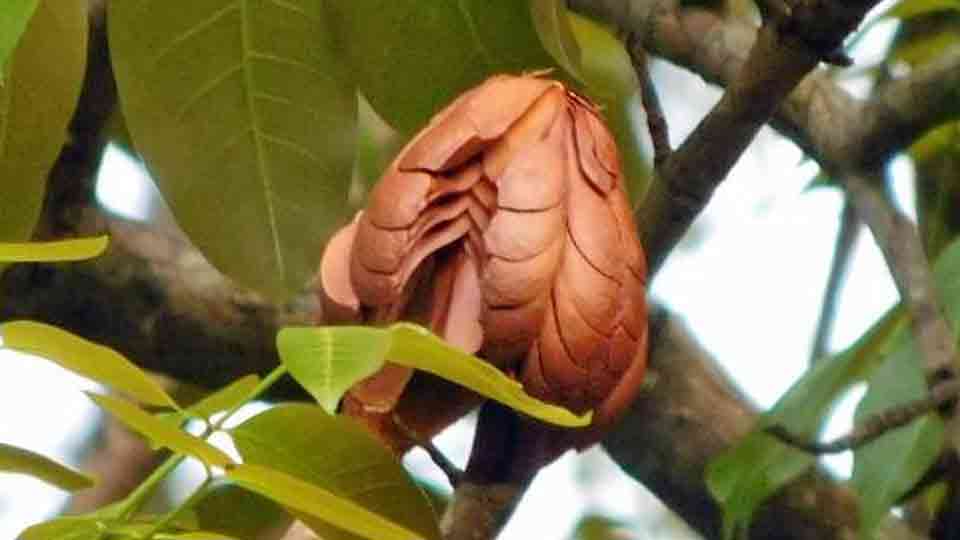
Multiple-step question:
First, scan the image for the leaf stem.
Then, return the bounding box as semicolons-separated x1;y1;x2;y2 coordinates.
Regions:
142;478;213;539
214;364;288;430
116;452;186;520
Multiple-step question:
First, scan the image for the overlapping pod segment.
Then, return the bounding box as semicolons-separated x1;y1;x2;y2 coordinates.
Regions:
320;74;648;438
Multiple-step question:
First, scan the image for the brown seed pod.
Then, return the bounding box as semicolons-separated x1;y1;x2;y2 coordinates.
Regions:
318;74;648;451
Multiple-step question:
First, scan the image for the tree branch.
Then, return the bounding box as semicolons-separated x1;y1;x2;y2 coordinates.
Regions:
810;201;859;363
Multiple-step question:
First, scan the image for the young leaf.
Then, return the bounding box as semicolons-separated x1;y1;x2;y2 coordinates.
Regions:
0;0;87;245
333;1;560;133
186;374;261;420
386;323;592;427
226;463;423;540
0;442;94;491
87;393;232;468
193;483;289;540
0;236;109;262
231;404;440;540
852;345;945;539
0;0;39;73
277;326;389;414
530;0;582;81
156;533;241;540
18;517;104;540
109;1;357;300
1;321;177;408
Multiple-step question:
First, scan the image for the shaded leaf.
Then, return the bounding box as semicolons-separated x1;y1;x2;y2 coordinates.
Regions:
109;0;357;300
277;326;389;414
156;532;241;540
387;323;593;427
0;0;38;73
193;482;289;539
886;0;960;19
186;374;260;420
334;1;560;133
531;0;582;81
232;404;440;540
226;463;423;540
706;306;905;538
18;517;104;540
88;393;232;468
0;0;87;244
0;236;109;262
852;344;944;539
0;442;94;491
1;321;177;408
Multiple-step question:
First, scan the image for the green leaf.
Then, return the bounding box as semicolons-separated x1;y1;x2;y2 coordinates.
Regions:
530;0;582;81
387;323;592;427
0;442;94;491
231;404;440;540
193;482;289;539
0;0;87;245
1;321;177;408
109;1;357;300
156;533;241;540
334;0;559;133
886;0;960;19
87;393;232;468
186;375;261;420
277;326;389;413
852;345;945;539
0;236;109;262
706;306;905;538
0;0;39;73
18;517;104;540
226;463;424;540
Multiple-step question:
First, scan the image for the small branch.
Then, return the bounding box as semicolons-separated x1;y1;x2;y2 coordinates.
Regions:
766;378;960;454
842;171;958;379
392;413;464;487
626;34;671;168
810;201;860;363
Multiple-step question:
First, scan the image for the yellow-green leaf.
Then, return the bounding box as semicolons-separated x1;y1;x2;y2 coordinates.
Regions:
186;374;261;420
0;442;94;491
0;0;39;73
19;517;104;540
0;236;109;262
226;463;423;540
109;1;357;300
277;326;389;414
0;0;87;245
232;404;441;540
88;393;232;468
1;321;177;408
156;533;241;540
531;0;582;81
386;323;591;427
886;0;960;19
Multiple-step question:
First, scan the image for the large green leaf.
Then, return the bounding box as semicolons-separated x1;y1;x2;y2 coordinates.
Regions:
530;0;582;81
193;482;289;539
706;307;905;538
386;323;592;427
1;321;177;408
231;404;440;540
851;344;945;539
88;392;232;468
18;517;104;540
0;442;94;491
109;0;357;300
0;0;38;73
0;236;108;262
886;0;960;19
0;0;87;243
277;326;388;414
334;0;560;133
226;463;423;540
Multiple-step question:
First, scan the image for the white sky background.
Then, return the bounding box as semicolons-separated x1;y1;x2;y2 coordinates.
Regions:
0;15;911;540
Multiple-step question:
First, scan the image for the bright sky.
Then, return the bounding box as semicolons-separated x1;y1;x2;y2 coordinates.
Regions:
0;16;908;540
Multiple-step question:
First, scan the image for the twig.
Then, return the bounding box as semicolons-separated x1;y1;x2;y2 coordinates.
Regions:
810;201;860;363
842;171;958;379
766;378;960;454
391;413;464;487
626;35;671;168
